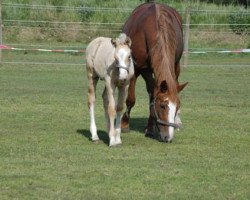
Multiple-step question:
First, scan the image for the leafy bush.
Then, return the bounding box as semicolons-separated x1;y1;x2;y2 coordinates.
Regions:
77;3;93;22
229;12;250;34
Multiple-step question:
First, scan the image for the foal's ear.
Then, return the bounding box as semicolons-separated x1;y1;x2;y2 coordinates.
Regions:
125;36;132;47
160;81;168;93
111;38;117;47
177;82;188;93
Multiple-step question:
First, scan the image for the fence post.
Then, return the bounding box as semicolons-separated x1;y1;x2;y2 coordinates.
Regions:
0;0;2;64
183;7;190;68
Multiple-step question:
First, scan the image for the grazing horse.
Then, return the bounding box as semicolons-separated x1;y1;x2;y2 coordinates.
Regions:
121;2;188;142
86;33;134;146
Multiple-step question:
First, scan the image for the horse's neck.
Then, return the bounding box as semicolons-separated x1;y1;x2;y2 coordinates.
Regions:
95;42;115;67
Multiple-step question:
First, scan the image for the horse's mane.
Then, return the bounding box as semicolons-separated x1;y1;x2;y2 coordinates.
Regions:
150;4;178;100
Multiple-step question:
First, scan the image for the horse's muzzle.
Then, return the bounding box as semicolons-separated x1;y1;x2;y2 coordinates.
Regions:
161;135;173;143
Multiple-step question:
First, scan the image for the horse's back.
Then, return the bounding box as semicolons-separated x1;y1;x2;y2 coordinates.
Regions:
86;37;114;78
122;3;183;68
122;3;157;68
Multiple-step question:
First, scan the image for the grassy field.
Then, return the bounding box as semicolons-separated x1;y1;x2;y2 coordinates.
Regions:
0;53;250;199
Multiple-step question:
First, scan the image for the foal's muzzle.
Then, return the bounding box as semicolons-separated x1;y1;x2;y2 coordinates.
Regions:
117;65;129;72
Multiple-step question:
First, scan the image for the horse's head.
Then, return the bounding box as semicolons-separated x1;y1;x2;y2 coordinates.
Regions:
111;33;133;81
152;80;188;143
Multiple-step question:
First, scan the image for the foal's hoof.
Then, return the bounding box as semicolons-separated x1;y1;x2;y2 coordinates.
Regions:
92;139;100;144
109;136;122;147
109;141;122;147
92;136;100;142
109;143;122;147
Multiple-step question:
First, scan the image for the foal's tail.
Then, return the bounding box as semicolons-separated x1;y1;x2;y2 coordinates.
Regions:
150;4;177;96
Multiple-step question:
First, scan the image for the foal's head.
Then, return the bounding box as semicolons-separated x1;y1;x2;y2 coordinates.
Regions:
152;81;188;143
111;33;133;81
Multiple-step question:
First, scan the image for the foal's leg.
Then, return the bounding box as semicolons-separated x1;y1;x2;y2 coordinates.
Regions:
121;74;139;132
104;77;117;146
115;85;128;144
87;70;99;141
102;88;110;133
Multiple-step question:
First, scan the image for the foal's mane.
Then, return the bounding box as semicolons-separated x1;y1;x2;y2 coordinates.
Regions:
150;4;178;100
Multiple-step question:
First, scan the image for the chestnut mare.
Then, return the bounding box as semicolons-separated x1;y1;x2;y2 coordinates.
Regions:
121;2;188;142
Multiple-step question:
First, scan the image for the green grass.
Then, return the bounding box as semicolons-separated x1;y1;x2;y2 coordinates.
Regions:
0;54;250;199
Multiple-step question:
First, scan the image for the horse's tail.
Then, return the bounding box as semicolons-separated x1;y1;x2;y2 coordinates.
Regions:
151;4;177;96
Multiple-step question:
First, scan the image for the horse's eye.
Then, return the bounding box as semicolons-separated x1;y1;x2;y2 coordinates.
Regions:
160;103;165;109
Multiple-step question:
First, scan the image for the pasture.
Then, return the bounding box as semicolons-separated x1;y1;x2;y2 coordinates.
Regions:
0;52;250;199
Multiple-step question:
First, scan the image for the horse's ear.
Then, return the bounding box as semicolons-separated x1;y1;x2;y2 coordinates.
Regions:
111;38;117;47
125;36;132;47
160;81;168;93
177;82;188;93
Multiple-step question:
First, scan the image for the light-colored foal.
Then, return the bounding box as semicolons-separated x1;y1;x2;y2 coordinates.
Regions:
86;33;134;146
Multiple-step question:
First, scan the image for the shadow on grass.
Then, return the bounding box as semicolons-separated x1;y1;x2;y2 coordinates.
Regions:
129;117;147;133
76;129;109;145
77;117;150;144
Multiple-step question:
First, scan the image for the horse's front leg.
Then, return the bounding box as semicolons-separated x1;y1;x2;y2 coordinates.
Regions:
141;69;155;138
174;62;182;130
115;85;129;144
121;74;138;132
104;78;118;147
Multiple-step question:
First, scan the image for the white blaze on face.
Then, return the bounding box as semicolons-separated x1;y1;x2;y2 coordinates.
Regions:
168;101;177;142
116;48;130;80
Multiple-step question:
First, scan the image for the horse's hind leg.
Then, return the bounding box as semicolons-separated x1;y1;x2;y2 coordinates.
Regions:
121;74;138;132
87;68;99;141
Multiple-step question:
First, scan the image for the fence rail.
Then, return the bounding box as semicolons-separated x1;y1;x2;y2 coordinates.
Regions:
3;19;250;27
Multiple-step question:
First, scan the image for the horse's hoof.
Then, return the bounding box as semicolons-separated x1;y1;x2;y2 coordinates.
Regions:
121;128;130;133
145;133;154;138
145;128;155;138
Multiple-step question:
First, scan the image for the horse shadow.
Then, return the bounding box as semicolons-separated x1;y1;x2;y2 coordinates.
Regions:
77;129;109;145
77;117;150;145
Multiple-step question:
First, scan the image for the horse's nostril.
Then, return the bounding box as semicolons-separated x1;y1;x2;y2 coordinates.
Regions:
164;136;169;143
